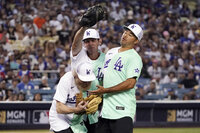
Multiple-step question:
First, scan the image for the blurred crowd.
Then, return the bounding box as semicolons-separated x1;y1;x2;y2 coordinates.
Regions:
0;0;200;101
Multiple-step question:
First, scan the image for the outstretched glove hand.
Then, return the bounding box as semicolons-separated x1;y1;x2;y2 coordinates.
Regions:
79;4;106;27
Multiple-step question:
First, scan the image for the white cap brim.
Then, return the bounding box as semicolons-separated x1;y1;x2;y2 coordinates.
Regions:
77;73;96;82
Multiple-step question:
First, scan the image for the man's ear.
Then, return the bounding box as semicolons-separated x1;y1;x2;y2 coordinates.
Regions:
98;38;103;46
134;39;139;45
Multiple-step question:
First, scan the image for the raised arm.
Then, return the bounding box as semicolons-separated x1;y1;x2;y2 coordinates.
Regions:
71;27;88;56
71;5;105;56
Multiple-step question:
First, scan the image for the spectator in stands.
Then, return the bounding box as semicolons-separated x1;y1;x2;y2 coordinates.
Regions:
0;27;7;44
188;90;197;100
168;59;185;76
12;92;18;101
18;60;32;79
8;78;20;94
0;80;7;101
136;92;142;100
37;56;47;71
136;84;145;100
6;26;16;40
57;21;70;46
182;94;191;100
145;80;158;95
33;93;42;101
18;92;26;101
160;56;170;78
0;92;3;101
179;2;190;17
0;56;5;80
8;52;19;70
5;89;14;101
21;29;36;47
17;75;34;91
32;63;43;78
39;76;50;90
147;59;162;82
165;89;178;100
5;69;15;85
15;23;24;40
193;4;200;18
33;12;46;30
160;71;178;84
179;70;199;89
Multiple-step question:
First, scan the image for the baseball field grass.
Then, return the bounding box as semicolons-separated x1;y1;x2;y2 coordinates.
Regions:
1;128;200;133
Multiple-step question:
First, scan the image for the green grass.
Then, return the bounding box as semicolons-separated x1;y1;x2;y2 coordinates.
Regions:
134;128;200;133
1;128;200;133
0;130;51;133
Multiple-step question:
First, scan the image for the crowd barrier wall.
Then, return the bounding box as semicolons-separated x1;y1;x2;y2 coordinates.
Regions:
0;101;200;130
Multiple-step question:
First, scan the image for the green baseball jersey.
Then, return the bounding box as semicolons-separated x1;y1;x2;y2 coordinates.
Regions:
90;51;105;90
71;48;105;124
71;49;105;90
102;47;143;120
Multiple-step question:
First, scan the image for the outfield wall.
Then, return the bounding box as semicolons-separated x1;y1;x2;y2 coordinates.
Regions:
0;101;200;130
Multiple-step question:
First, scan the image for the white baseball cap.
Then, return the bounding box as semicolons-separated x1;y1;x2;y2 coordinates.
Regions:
82;29;100;41
123;24;143;41
76;62;96;82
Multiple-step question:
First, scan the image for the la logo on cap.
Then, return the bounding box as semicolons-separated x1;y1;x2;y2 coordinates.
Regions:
82;29;100;41
86;31;90;36
86;69;91;75
131;25;136;29
76;62;96;82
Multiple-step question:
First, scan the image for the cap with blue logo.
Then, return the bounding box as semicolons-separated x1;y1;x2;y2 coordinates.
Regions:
76;62;96;82
123;24;143;41
82;29;100;41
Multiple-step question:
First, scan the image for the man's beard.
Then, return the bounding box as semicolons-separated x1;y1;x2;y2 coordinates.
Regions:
76;83;91;91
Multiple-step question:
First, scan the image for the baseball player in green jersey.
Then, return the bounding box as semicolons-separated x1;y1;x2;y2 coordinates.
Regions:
90;24;143;133
71;27;105;133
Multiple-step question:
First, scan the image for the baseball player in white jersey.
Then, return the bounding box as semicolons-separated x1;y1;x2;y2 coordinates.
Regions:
49;62;96;133
71;27;105;133
90;24;143;133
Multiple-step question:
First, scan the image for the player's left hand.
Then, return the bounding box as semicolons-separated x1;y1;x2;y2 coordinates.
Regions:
89;85;106;95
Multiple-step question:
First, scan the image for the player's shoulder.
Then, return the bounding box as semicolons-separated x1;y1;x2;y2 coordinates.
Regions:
60;71;73;81
106;47;120;55
130;49;142;62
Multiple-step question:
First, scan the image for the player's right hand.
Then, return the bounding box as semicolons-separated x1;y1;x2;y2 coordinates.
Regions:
75;101;88;114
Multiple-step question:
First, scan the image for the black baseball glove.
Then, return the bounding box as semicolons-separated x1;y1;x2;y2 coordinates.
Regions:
79;4;106;27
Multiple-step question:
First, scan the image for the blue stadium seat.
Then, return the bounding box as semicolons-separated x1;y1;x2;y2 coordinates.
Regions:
159;83;178;90
48;79;57;89
30;89;56;95
31;80;42;86
137;78;151;85
143;94;165;100
42;95;53;101
177;88;191;95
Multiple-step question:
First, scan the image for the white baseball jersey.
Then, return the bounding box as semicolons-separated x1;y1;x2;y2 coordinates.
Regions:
71;47;105;85
49;72;85;132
